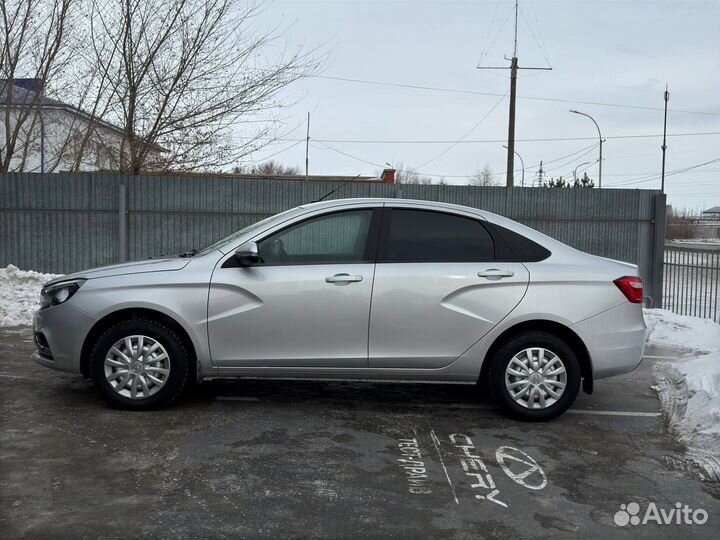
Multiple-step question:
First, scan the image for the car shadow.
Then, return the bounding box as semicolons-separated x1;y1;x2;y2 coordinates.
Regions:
183;377;495;410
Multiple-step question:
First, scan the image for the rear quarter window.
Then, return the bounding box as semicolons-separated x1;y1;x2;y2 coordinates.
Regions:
488;223;551;262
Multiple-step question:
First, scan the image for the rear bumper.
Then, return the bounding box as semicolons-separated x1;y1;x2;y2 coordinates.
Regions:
572;302;646;380
31;302;97;374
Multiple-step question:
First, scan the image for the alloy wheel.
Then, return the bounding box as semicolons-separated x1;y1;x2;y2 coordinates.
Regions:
103;335;171;400
504;347;567;409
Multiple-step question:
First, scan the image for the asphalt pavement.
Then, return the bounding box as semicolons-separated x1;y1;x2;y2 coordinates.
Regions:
1;327;718;539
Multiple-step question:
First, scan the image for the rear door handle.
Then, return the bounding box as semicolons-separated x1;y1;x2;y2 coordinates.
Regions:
325;273;363;284
478;269;515;279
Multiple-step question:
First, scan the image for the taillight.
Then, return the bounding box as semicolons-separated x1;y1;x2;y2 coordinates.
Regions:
614;276;643;304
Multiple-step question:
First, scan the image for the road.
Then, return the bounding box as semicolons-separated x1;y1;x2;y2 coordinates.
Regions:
1;327;718;539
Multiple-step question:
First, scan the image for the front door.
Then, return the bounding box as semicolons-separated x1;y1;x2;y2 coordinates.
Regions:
208;208;379;367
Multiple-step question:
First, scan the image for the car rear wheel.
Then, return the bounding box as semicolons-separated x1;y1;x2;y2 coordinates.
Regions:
90;318;189;410
488;331;581;421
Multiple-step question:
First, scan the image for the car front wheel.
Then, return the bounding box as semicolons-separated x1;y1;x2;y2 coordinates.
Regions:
90;318;189;409
488;331;581;421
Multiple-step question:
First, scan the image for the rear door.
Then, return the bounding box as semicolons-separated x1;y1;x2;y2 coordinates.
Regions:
368;206;529;369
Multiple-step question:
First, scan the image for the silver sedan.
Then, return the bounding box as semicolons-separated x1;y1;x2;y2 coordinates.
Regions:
32;198;646;420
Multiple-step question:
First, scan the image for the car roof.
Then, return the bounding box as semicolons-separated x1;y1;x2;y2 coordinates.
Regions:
299;197;489;216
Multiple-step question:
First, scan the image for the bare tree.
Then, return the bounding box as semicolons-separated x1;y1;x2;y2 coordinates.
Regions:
233;159;300;175
71;0;321;174
391;163;433;184
468;165;499;186
0;0;76;171
666;208;700;240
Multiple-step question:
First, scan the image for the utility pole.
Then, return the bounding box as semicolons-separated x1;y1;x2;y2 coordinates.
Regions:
661;86;669;193
478;0;551;187
536;160;544;187
305;112;310;181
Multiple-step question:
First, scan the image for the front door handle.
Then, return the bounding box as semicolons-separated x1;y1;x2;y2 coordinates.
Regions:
325;273;363;284
478;269;515;279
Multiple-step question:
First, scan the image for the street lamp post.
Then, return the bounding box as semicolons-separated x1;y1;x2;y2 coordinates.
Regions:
503;145;525;187
570;110;603;188
573;161;591;182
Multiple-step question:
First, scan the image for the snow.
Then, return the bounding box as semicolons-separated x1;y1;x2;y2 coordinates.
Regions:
645;308;720;353
0;265;61;327
646;308;720;480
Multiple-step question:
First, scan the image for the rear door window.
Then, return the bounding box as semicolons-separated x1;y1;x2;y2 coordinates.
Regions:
379;209;494;262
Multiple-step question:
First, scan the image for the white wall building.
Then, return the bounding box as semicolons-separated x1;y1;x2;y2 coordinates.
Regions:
1;79;162;173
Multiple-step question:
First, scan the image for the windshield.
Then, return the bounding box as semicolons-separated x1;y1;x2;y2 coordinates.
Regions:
195;208;299;256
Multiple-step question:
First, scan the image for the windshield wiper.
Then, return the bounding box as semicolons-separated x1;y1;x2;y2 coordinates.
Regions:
178;249;197;258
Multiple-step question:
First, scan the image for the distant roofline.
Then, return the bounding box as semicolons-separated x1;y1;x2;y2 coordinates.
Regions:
81;170;384;182
0;79;166;153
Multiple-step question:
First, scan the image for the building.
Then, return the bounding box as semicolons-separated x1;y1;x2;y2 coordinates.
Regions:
701;206;720;221
0;79;162;173
696;205;720;238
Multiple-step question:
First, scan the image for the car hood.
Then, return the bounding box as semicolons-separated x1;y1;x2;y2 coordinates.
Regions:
46;258;191;285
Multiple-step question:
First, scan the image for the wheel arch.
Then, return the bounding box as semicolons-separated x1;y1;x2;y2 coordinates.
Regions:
80;308;198;380
479;319;593;394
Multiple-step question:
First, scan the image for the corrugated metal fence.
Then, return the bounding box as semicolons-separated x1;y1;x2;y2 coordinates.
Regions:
0;173;667;305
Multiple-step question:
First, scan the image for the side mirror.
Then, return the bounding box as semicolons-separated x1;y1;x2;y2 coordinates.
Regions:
234;241;260;266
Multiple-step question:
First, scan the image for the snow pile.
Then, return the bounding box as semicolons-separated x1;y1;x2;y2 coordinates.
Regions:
646;309;720;480
645;308;720;353
0;265;62;327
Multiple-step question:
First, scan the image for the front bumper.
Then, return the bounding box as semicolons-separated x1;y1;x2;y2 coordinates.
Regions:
32;302;97;374
572;302;647;380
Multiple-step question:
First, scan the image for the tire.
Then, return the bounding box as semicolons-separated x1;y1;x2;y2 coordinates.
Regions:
90;318;189;410
488;331;581;421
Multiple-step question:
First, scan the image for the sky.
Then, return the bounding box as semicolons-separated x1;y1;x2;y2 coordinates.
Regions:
245;0;720;211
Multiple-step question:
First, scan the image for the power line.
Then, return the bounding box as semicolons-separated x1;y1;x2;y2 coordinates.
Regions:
605;156;720;187
254;139;305;161
311;139;720;191
478;143;600;179
526;1;552;67
311;139;594;180
528;142;598;167
310;140;385;169
478;6;514;67
600;168;720;177
232;131;720;144
484;142;600;178
312;74;720;116
518;4;552;68
477;0;505;65
569;161;595;181
540;144;599;176
414;91;508;169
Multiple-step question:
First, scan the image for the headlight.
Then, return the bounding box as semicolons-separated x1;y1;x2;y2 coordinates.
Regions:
40;279;86;309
